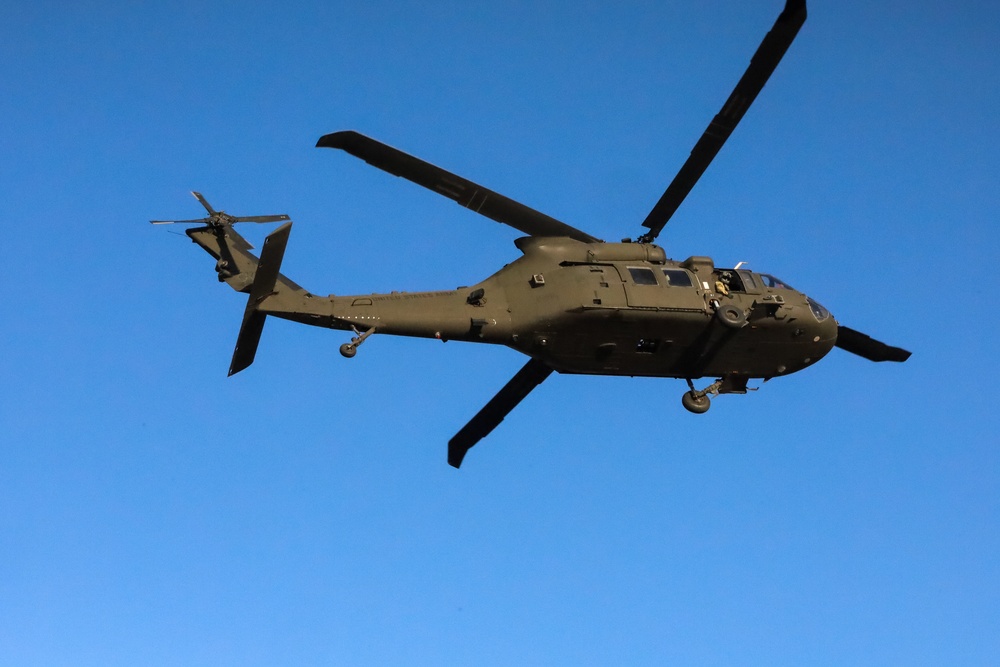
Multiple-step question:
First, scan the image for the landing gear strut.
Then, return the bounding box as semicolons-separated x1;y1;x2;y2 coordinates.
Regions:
340;326;376;358
682;378;723;414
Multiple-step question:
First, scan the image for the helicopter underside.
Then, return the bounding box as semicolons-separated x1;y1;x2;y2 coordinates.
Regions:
506;307;837;380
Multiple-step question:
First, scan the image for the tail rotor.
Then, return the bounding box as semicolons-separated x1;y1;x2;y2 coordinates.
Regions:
150;191;290;227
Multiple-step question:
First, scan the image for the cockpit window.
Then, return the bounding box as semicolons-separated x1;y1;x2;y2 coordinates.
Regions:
738;271;758;290
760;274;794;290
627;267;658;285
662;269;693;287
808;298;830;321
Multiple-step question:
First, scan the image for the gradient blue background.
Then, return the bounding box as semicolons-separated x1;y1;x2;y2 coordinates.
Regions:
2;1;998;664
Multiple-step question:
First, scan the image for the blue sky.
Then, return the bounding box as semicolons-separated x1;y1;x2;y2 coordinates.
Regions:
2;1;998;664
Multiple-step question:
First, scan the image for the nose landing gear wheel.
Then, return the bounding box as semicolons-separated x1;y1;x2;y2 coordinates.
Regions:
682;390;711;414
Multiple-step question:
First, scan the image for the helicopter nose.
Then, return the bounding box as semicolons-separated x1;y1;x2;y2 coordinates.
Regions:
818;312;838;343
805;296;838;355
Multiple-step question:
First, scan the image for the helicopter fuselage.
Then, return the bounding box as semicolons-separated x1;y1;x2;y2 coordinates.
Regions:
263;235;837;382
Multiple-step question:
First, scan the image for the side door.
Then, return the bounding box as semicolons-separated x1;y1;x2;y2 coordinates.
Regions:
614;264;705;311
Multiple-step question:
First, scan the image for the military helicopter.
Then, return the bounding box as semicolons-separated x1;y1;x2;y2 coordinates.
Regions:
154;0;909;468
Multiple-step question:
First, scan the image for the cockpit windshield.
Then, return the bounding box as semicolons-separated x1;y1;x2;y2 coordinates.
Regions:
808;298;830;321
760;274;794;290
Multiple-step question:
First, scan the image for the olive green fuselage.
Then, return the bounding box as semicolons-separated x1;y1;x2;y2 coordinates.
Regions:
262;235;837;381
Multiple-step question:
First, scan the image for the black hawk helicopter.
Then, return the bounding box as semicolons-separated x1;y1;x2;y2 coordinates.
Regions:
154;0;909;468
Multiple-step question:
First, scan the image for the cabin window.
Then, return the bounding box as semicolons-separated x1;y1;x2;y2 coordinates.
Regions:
662;268;693;287
627;267;658;285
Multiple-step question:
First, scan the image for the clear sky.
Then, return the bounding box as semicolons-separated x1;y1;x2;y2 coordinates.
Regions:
2;1;998;664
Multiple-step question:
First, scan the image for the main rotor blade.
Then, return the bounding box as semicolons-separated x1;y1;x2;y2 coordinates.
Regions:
447;358;554;468
191;191;217;215
150;217;211;225
835;325;911;363
231;214;291;223
638;0;807;242
317;131;601;243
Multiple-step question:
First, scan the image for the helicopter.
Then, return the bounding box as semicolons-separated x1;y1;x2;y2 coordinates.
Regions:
154;0;909;468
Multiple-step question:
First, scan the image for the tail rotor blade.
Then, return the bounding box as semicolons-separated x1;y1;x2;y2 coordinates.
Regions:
150;217;211;225
232;214;292;223
191;191;217;215
152;193;290;227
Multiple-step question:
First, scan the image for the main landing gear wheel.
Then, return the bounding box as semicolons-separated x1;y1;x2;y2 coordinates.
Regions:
683;378;723;414
682;390;711;414
339;343;357;358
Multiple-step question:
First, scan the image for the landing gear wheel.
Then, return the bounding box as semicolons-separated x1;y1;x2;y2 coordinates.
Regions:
682;390;711;414
716;304;747;329
340;326;376;358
